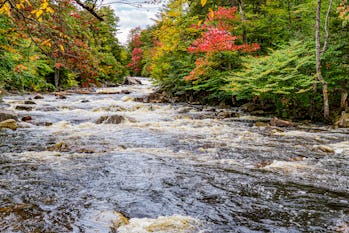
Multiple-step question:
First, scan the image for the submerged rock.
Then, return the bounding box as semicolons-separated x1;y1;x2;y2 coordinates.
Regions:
96;115;126;124
0;109;18;121
0;119;17;130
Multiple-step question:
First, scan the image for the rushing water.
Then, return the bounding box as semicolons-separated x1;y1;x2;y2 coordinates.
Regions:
1;78;348;233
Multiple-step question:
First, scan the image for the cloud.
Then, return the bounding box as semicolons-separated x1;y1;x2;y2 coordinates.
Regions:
107;3;161;44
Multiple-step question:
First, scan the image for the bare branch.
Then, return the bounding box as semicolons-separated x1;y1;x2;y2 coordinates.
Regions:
74;0;104;21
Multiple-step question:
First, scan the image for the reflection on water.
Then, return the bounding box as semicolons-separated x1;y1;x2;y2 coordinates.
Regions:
1;78;348;232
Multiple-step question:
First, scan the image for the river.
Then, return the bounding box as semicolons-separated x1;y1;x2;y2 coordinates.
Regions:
0;78;348;232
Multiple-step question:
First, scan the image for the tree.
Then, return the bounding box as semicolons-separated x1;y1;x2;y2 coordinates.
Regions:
315;0;333;120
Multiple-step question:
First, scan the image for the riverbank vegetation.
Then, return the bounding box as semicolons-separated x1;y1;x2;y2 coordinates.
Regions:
127;0;348;122
0;0;348;122
0;0;128;91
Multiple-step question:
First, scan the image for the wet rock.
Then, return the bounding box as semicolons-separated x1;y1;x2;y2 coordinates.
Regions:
96;115;125;124
33;94;44;99
314;145;335;154
123;77;142;85
270;117;294;127
0;109;18;121
15;105;33;111
121;90;131;94
24;100;36;105
338;111;349;128
21;115;32;121
81;99;90;103
56;94;67;99
0;119;17;130
135;92;170;103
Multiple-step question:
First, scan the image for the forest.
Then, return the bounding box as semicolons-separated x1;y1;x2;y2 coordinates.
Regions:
0;0;348;122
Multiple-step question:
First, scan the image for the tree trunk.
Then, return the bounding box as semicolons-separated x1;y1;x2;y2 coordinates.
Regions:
315;0;330;120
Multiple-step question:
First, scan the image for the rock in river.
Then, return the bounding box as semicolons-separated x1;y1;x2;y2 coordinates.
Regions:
24;100;36;105
15;105;33;111
0;109;18;121
33;94;44;99
0;119;17;130
96;115;126;124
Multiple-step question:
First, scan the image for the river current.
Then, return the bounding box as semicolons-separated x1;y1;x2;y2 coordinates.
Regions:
0;78;348;232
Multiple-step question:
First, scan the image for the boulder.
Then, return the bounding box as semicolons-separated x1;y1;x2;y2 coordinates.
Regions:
96;115;125;124
338;111;349;128
24;100;36;105
21;115;32;121
0;109;18;121
15;105;33;111
33;94;44;99
270;117;294;127
0;119;17;130
123;77;142;85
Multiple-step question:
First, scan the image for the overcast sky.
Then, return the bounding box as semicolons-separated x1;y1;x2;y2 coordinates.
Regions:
105;1;163;45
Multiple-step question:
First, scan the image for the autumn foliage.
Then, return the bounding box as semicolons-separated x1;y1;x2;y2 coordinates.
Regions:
127;34;144;76
0;0;125;90
184;6;260;81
